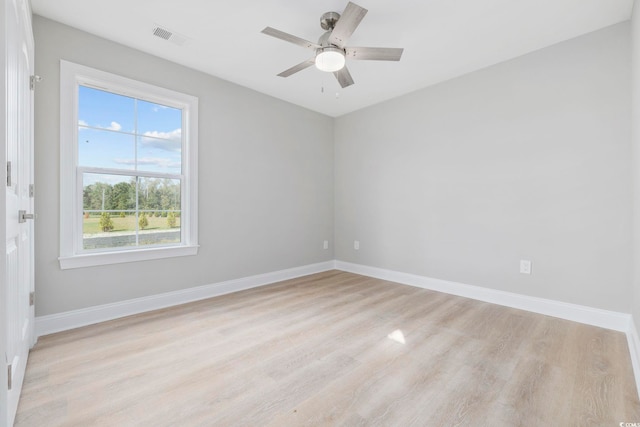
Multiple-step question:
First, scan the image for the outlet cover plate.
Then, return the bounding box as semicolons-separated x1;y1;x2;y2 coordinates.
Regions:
520;259;532;275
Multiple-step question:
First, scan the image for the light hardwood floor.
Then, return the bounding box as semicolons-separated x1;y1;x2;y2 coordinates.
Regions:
15;271;640;426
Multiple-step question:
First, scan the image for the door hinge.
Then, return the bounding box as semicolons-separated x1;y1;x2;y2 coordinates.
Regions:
29;291;34;306
6;161;11;187
29;184;34;198
7;364;12;390
30;75;42;91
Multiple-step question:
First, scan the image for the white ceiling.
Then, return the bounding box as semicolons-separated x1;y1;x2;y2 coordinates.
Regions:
31;0;634;117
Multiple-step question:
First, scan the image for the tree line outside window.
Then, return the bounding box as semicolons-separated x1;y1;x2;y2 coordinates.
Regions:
83;177;180;214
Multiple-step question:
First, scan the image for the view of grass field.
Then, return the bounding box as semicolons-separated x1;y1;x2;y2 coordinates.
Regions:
83;214;180;234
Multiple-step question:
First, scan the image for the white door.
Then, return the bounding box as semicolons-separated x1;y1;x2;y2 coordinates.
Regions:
5;0;35;424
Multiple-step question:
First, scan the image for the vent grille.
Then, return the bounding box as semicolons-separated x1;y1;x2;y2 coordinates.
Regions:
152;25;188;46
153;26;173;40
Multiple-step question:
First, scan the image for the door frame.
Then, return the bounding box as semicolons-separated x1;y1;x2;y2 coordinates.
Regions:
0;1;9;426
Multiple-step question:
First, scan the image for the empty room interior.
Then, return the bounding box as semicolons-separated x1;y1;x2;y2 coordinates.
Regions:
3;0;640;425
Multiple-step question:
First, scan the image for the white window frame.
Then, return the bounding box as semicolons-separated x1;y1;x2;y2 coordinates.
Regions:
59;60;198;269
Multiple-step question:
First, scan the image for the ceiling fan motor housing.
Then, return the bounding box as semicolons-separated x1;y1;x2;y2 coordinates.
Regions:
318;30;336;48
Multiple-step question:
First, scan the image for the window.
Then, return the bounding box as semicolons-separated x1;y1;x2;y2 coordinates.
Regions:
59;61;198;269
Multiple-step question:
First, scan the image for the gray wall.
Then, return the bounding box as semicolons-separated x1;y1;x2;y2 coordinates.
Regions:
34;15;635;318
632;2;640;333
334;23;632;312
34;16;334;316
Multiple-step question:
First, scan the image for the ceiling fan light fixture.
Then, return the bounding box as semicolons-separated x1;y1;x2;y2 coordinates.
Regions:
315;47;345;72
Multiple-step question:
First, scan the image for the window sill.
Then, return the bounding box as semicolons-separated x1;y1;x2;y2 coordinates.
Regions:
58;245;199;270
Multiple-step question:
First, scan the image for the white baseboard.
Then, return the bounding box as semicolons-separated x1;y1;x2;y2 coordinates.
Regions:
628;319;640;400
35;260;336;337
334;261;631;332
36;257;632;337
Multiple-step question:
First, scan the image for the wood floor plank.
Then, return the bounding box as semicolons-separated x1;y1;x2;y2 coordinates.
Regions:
15;271;640;426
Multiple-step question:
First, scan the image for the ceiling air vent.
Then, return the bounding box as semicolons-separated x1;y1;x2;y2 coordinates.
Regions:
152;25;188;46
153;26;172;40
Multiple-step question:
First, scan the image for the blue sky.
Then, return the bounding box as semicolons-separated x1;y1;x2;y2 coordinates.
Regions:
78;85;182;178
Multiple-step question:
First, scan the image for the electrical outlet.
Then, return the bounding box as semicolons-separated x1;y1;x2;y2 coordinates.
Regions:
520;260;532;275
323;240;329;250
354;240;360;250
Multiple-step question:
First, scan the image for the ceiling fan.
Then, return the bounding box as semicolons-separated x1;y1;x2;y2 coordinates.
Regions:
261;2;404;88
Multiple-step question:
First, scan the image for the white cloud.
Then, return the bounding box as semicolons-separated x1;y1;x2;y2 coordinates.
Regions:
113;157;180;169
78;120;88;127
107;121;122;131
90;121;123;132
143;129;181;141
140;129;182;152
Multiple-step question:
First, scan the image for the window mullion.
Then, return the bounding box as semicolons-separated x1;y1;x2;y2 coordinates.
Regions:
134;98;139;247
135;176;140;247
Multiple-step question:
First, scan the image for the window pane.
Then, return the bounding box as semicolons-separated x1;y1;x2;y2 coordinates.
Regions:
78;86;135;133
137;177;181;246
136;100;182;135
136;100;182;173
82;173;137;250
79;128;135;169
136;135;182;173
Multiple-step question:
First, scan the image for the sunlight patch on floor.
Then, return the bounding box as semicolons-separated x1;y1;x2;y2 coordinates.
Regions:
387;329;406;344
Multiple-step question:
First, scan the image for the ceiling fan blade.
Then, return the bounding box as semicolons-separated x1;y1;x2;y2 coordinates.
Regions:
261;27;320;50
345;47;404;61
334;66;354;88
328;2;368;48
277;59;316;77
